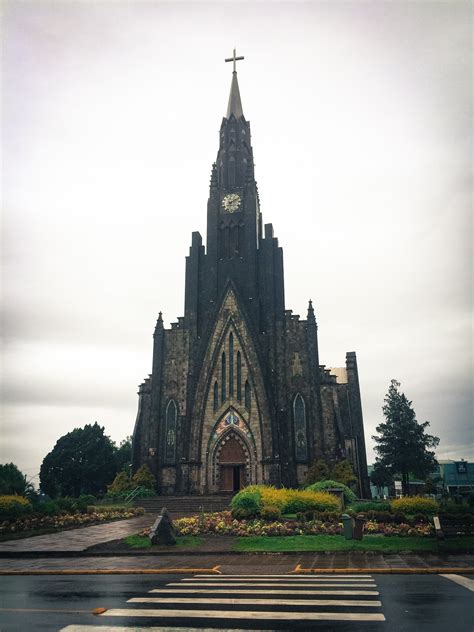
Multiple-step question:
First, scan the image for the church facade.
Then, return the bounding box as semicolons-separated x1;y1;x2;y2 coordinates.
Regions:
132;60;370;498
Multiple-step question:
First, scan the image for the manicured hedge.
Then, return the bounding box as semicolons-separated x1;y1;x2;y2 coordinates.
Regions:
306;480;357;504
231;485;339;519
391;496;439;516
0;496;32;520
350;501;391;513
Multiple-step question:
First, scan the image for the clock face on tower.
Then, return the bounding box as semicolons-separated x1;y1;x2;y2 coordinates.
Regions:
222;193;241;213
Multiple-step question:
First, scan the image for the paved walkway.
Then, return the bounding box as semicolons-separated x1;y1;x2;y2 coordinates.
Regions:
1;517;473;574
0;514;155;552
1;552;474;573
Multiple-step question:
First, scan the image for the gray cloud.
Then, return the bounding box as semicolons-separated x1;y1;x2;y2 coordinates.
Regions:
1;1;471;480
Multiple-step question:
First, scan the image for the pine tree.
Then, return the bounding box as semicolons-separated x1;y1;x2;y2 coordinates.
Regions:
372;380;439;496
331;459;358;487
131;464;156;490
304;459;330;485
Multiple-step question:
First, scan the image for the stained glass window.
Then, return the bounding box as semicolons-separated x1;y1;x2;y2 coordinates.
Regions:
244;380;251;411
164;399;177;464
229;333;234;397
294;393;308;462
237;351;242;400
221;352;226;404
213;381;219;412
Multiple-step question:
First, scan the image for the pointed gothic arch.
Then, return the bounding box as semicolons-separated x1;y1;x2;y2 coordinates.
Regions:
208;414;257;492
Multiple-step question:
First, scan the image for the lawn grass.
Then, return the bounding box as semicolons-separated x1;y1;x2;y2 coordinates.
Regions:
233;534;474;553
124;534;203;549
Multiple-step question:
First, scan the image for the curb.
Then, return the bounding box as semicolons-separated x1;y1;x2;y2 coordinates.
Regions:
1;548;474;558
1;566;473;576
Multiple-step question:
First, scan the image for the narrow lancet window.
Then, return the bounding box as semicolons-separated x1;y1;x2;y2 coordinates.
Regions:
213;381;219;412
229;333;234;397
221;352;226;403
293;393;308;462
237;351;242;401
164;399;177;464
244;379;251;411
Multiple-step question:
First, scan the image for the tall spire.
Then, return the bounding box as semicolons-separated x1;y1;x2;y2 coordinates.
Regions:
225;48;244;119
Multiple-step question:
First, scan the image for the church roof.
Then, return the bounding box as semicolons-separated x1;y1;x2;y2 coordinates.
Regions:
226;71;244;119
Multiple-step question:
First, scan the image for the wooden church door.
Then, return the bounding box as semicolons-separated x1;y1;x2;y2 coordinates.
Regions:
218;435;246;492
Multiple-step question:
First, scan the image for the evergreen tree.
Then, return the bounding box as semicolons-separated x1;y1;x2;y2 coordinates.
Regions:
108;471;132;493
370;461;393;497
114;436;132;473
304;459;330;485
131;464;156;490
0;463;27;495
40;423;117;498
372;380;439;496
331;459;358;487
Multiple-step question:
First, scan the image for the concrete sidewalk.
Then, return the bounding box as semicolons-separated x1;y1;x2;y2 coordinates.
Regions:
1;552;474;574
1;517;473;574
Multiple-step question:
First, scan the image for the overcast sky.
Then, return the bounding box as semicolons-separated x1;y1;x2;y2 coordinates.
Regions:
1;1;472;484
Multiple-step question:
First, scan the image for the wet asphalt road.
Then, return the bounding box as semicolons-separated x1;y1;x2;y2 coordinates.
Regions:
0;573;473;631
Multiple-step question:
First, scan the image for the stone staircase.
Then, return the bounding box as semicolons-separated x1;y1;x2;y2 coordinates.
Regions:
133;495;232;517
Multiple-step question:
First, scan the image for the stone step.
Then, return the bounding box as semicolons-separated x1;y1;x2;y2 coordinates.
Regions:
133;495;232;515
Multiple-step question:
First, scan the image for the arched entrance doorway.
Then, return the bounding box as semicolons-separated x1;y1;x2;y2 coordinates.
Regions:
217;433;247;492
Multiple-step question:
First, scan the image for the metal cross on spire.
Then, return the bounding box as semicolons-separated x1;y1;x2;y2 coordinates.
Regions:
225;47;244;72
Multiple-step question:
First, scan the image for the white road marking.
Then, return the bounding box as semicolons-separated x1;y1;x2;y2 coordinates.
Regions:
150;587;380;595
198;573;373;578
129;596;382;607
61;627;253;632
183;576;373;582
440;574;474;592
100;608;386;621
165;581;376;588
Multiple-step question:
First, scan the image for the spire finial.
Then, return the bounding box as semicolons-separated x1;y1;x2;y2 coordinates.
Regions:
225;49;244;119
225;47;244;73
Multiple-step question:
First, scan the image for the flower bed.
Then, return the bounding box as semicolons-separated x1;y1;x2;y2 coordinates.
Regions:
171;511;434;538
0;507;145;536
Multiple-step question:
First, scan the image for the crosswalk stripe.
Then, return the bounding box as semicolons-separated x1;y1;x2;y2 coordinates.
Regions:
149;587;380;595
128;597;382;607
100;608;386;621
198;573;373;578
165;582;376;588
183;576;373;582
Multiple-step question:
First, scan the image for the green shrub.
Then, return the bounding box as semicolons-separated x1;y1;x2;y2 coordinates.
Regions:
350;501;391;513
366;510;395;523
0;495;32;519
306;480;356;504
231;507;255;520
131;464;156;490
439;501;473;515
283;490;340;514
301;511;342;522
261;505;282;521
34;500;60;516
391;496;438;516
105;486;155;501
231;490;261;517
107;471;132;493
79;494;96;505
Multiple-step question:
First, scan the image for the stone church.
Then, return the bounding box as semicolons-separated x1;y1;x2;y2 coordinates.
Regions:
132;55;370;498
